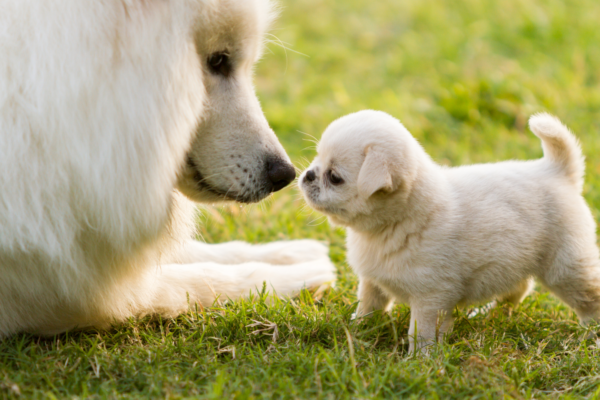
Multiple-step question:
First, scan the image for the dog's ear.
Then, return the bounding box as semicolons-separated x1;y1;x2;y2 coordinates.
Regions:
357;146;394;198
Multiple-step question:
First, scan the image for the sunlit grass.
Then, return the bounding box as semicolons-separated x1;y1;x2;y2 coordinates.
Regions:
2;0;600;397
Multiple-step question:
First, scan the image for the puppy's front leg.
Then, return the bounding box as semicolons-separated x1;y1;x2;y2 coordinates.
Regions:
354;278;394;319
408;302;454;355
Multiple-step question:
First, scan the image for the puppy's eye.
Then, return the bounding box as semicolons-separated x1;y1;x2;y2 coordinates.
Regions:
207;52;232;77
328;170;344;185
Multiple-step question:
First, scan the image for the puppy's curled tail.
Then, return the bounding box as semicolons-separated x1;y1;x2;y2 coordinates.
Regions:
529;113;584;188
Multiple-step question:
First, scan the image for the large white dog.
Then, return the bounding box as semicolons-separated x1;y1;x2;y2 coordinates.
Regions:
0;0;335;337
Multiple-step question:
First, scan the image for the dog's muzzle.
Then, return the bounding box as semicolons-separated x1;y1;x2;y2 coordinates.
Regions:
186;155;296;203
267;157;296;192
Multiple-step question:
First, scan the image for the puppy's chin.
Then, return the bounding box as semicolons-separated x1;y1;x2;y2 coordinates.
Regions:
300;184;353;225
326;214;348;227
307;200;351;227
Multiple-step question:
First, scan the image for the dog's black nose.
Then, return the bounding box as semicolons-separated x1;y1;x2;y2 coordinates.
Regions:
267;158;296;192
304;170;316;182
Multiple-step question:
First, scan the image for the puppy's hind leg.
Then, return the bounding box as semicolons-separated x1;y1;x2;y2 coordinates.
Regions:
498;277;536;310
471;277;535;318
541;259;600;325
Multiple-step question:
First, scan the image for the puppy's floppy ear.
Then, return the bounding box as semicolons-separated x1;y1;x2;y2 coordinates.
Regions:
357;146;394;198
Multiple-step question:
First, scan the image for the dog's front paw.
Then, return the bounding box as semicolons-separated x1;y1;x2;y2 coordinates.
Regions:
253;239;330;265
260;257;337;298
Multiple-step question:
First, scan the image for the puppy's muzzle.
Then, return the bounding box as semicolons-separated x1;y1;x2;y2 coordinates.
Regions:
267;157;296;192
303;169;316;183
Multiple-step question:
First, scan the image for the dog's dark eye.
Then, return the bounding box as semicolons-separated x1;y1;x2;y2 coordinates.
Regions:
207;52;232;77
328;170;344;185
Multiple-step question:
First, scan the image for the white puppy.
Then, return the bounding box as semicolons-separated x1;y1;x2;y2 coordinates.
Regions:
300;110;600;353
0;0;335;338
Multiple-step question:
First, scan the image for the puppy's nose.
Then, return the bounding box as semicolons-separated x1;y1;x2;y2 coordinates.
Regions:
304;170;316;183
267;158;296;192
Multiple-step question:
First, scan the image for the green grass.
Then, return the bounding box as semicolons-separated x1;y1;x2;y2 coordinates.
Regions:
3;0;600;397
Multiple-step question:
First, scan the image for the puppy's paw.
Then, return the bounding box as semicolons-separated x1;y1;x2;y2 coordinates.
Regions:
410;343;434;357
351;308;372;322
578;320;600;342
253;239;330;265
466;300;497;318
351;312;374;324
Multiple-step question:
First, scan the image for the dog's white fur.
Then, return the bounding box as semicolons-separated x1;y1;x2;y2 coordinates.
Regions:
0;0;335;338
300;110;600;353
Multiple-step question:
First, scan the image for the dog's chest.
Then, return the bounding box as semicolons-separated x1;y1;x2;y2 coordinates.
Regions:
346;229;428;300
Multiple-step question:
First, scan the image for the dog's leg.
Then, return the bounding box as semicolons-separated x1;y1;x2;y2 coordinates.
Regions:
499;277;535;305
353;278;394;319
407;302;454;355
464;277;534;319
171;239;330;265
146;258;337;316
467;278;533;319
541;261;600;325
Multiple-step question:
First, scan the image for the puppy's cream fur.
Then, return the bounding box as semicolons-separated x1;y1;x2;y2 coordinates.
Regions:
300;110;600;353
0;0;335;338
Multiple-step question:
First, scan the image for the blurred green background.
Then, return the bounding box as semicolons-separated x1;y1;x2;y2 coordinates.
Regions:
3;0;600;398
198;0;600;397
